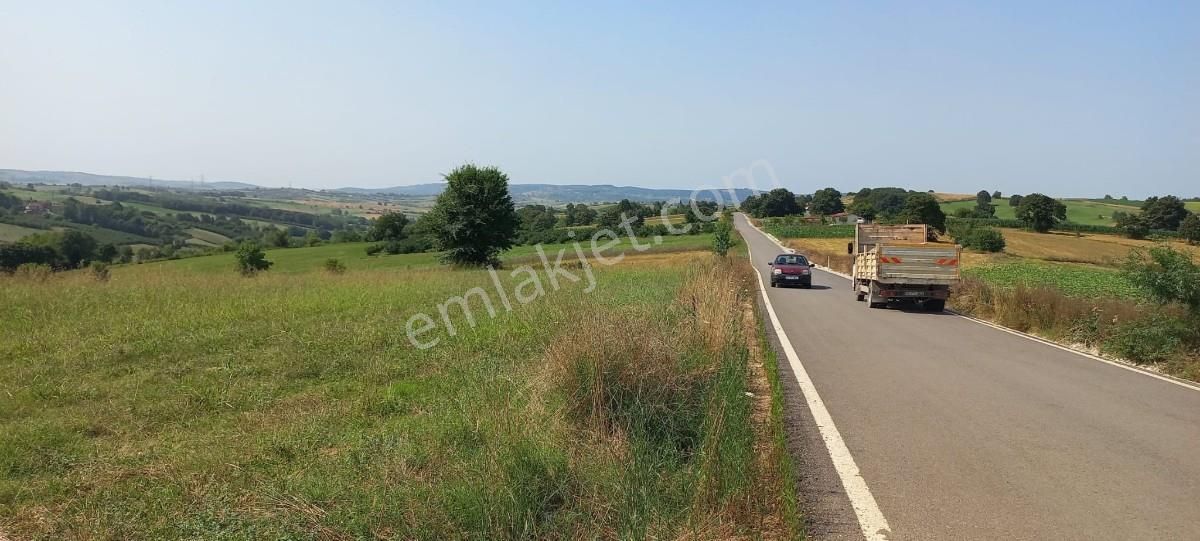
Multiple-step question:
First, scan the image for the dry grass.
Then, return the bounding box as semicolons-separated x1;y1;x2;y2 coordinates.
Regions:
783;238;853;274
999;229;1200;267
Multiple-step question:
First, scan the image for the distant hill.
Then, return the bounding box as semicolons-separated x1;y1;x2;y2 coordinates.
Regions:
335;183;759;204
3;168;759;204
0;169;258;191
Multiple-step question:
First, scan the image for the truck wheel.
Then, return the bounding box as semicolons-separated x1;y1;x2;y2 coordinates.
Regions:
866;288;884;309
925;299;946;312
856;292;866;302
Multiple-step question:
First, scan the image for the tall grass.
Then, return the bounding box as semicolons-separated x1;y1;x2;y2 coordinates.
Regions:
0;249;796;538
951;278;1199;380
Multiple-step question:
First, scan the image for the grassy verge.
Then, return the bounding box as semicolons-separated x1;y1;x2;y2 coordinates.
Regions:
0;240;794;538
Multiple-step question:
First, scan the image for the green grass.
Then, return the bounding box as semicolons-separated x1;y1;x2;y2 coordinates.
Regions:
185;227;233;246
963;259;1141;299
940;198;1143;226
0;223;44;243
1;232;793;538
130;234;713;275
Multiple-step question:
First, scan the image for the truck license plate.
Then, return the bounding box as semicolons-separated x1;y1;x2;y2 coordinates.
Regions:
902;290;924;296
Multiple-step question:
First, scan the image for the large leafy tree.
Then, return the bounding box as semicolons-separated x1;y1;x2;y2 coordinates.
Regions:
1140;196;1189;230
809;187;845;215
1179;213;1200;245
1015;193;1066;233
427;164;519;267
760;188;801;217
898;193;946;237
975;190;996;218
367;212;410;242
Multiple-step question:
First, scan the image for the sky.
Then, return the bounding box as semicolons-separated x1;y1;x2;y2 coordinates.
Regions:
1;1;1197;197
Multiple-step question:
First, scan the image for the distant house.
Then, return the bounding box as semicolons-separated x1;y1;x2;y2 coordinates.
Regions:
827;212;861;224
24;201;51;215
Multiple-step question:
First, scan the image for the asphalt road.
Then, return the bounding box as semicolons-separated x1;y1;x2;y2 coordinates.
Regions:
734;213;1200;540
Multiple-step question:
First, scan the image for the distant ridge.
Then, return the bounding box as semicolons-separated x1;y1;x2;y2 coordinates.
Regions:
0;169;258;190
334;183;759;203
2;168;760;204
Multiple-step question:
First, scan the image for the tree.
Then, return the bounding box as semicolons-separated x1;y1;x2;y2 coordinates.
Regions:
235;241;273;275
1116;213;1150;239
1008;194;1023;207
759;188;800;217
264;227;290;248
992;191;1002;200
809;188;844;216
848;198;878;221
974;190;996;218
517;205;558;232
739;194;764;217
368;212;410;242
1140;196;1188;230
1015;193;1066;233
898;193;946;237
426;164;519;266
1179;213;1200;245
305;230;323;247
97;243;118;263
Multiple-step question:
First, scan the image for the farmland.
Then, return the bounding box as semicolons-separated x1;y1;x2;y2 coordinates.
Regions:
0;233;799;539
938;197;1143;226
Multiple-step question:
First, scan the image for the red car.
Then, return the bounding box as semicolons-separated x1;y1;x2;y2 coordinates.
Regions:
769;253;812;288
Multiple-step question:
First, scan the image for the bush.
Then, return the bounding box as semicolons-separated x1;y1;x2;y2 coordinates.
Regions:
949;221;1006;252
234;241;273;276
712;220;733;256
87;261;110;282
1101;313;1193;364
323;258;346;274
1123;246;1200;315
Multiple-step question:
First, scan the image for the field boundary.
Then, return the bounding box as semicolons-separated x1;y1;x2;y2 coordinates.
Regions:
740;213;1200;394
743;228;893;541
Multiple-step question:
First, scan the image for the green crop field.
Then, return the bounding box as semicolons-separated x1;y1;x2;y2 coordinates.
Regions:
963;259;1141;299
940;198;1142;226
0;231;797;539
762;220;855;239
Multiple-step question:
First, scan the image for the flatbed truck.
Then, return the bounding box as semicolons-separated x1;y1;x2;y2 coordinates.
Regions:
849;223;961;311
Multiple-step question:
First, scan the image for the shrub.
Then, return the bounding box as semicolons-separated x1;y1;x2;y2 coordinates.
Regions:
711;220;733;256
949;221;1005;252
234;241;273;276
323;258;346;274
1123;246;1200;315
87;261;110;282
1101;313;1193;364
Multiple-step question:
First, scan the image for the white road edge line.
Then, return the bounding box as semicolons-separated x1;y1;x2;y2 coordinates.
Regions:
744;237;892;541
741;214;1200;394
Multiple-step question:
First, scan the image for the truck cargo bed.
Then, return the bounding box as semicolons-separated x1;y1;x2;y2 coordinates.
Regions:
854;244;960;284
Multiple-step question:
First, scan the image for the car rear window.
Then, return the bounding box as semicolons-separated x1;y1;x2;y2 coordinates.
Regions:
775;255;809;265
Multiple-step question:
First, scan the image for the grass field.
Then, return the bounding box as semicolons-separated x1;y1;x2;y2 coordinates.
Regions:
1;231;798;539
0;223;44;243
939;198;1143;226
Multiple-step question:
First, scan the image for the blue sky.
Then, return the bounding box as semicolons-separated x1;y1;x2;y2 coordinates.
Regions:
1;1;1196;197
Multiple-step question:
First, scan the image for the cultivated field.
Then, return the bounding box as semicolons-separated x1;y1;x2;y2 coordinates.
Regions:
0;235;799;539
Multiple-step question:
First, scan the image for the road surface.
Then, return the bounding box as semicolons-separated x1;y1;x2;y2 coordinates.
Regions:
734;213;1200;540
